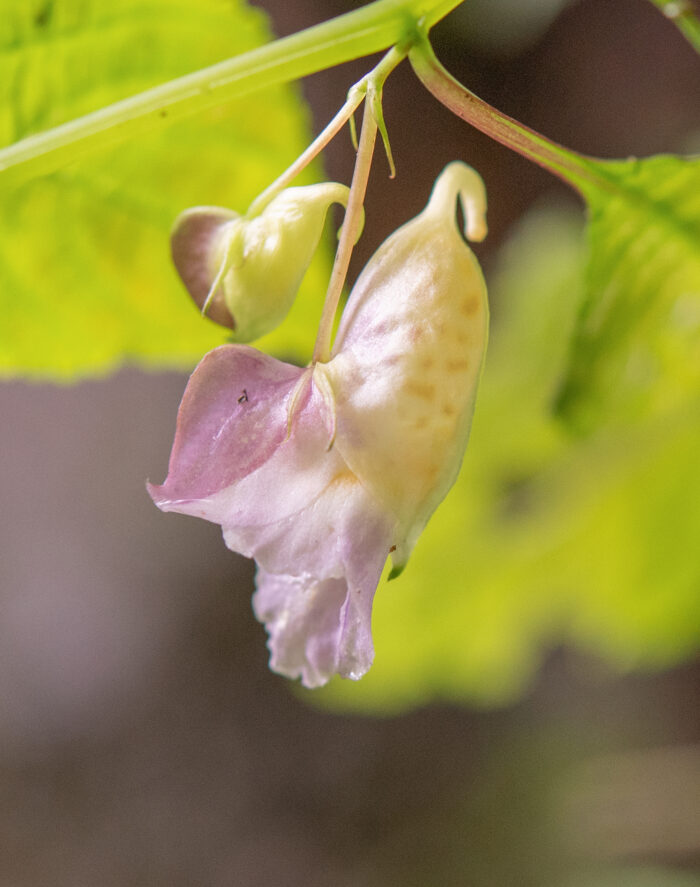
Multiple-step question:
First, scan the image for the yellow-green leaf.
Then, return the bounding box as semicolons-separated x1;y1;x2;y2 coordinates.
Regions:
555;154;700;431
0;0;326;379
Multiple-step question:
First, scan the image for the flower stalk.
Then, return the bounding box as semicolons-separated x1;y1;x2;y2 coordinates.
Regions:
248;45;404;218
312;100;378;365
311;45;406;364
247;93;365;218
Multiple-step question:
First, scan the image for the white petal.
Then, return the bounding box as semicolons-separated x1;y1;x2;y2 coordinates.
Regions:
246;474;395;688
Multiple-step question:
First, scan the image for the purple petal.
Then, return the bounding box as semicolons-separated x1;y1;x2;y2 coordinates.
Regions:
151;360;395;688
246;473;395;688
170;207;238;329
148;345;304;505
154;373;342;530
253;573;357;689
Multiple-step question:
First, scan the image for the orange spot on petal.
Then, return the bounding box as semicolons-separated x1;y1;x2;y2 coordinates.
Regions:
406;381;435;400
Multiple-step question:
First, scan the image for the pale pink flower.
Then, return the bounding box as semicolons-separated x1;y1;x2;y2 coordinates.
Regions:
149;162;488;687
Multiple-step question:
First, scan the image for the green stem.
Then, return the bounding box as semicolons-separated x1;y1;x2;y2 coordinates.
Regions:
0;0;463;189
247;45;403;217
648;0;700;53
313;99;379;364
246;92;363;217
409;37;605;194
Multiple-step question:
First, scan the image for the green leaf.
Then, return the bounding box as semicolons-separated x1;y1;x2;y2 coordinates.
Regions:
0;0;326;379
555;154;700;432
568;867;700;887
313;202;700;714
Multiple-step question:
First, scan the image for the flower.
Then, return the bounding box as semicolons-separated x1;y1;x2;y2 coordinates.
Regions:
149;162;489;688
171;182;352;340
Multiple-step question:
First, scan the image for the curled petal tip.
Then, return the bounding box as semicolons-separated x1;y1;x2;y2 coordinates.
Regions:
466;215;488;243
427;161;488;243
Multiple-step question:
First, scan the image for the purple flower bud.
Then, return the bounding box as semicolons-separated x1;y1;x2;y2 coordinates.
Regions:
171;183;351;340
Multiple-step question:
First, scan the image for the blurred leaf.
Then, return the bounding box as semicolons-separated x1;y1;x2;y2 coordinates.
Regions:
555;154;700;432
314;201;700;714
567;866;700;887
0;0;326;379
449;0;574;56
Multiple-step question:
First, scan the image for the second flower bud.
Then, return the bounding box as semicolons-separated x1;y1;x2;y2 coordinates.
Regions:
171;182;352;342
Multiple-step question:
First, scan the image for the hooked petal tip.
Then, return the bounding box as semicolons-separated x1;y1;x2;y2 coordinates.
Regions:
427;161;488;243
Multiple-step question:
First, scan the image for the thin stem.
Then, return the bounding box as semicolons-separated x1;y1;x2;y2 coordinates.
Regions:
409;37;605;194
648;0;700;53
247;46;404;217
0;0;464;190
247;95;363;216
312;101;378;364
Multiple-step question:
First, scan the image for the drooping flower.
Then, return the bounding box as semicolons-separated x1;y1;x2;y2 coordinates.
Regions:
149;162;489;688
171;182;351;340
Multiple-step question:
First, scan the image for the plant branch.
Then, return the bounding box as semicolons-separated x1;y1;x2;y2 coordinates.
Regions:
0;0;463;189
409;37;605;194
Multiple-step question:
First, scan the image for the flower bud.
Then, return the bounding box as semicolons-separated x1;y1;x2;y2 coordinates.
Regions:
171;182;351;341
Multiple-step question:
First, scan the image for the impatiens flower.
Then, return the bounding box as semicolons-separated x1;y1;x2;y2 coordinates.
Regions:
171;182;351;340
149;162;489;688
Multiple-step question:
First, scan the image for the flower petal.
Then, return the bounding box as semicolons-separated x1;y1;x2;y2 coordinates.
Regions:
147;344;304;505
249;473;395;688
226;471;392;578
323;162;489;566
170;207;238;328
252;573;366;689
199;382;345;530
151;354;395;688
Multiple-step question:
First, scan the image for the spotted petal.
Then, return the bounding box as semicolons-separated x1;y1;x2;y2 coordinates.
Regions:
322;162;489;567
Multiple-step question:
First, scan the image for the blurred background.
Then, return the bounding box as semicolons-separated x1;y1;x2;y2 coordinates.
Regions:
1;0;699;884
